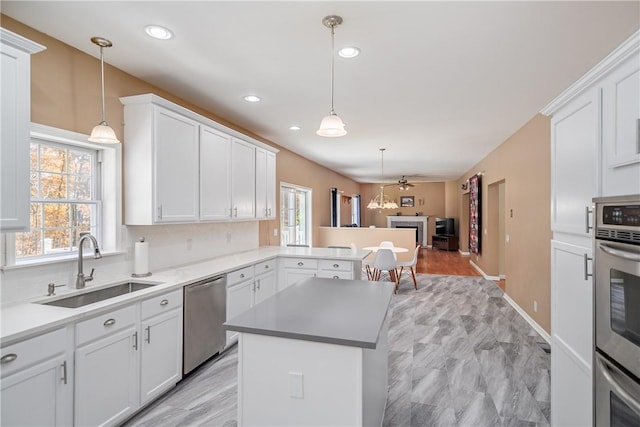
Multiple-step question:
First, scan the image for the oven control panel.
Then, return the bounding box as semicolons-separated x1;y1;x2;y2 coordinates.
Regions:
602;205;640;226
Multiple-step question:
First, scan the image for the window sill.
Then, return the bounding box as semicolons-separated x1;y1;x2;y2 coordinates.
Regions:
1;250;126;272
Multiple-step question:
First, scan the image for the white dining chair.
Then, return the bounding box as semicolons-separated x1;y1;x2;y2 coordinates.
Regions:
396;245;420;292
372;249;399;289
379;241;397;260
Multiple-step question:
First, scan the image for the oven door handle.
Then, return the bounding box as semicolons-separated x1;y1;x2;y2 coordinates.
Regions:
598;243;640;262
596;352;640;417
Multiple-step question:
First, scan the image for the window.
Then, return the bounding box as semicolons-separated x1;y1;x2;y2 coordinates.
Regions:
280;183;312;246
2;123;120;268
16;141;100;259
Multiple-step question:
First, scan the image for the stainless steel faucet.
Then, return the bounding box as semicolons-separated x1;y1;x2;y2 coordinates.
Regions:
76;233;102;289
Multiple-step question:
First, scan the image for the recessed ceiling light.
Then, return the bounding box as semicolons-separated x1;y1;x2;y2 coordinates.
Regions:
243;95;261;103
289;125;301;131
338;46;360;58
144;25;173;40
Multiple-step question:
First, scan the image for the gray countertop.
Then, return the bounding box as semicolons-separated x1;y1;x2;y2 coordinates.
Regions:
224;277;395;349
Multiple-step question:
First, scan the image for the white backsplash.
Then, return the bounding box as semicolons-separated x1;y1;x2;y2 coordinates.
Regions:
0;221;259;304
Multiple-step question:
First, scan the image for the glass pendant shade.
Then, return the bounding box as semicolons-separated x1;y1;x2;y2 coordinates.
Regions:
316;112;347;137
367;188;398;210
89;122;120;144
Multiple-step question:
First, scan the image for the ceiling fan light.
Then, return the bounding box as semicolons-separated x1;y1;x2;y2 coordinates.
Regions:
316;113;347;137
88;122;120;144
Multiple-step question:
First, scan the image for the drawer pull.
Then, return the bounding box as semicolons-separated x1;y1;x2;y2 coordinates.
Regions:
103;318;116;327
145;326;151;343
297;262;304;266
333;263;339;268
1;354;17;364
264;265;269;269
240;273;245;279
133;332;138;350
333;275;339;279
160;299;169;306
61;360;68;384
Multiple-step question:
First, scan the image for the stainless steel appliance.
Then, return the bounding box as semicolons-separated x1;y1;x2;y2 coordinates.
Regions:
183;275;226;375
594;194;640;426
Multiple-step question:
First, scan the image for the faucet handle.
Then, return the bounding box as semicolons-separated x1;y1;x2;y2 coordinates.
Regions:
86;268;95;282
47;283;65;296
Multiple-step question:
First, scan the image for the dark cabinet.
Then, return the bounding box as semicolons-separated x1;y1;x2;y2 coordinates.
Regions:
432;235;458;251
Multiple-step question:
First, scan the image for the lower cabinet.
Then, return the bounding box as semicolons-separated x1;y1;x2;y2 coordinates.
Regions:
278;258;356;290
75;290;183;426
226;272;254;346
551;339;592;427
1;328;73;426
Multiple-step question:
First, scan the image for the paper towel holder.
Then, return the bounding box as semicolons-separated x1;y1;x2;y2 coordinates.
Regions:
132;237;152;278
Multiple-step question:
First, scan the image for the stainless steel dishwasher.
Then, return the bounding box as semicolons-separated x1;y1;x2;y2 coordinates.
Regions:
183;275;226;375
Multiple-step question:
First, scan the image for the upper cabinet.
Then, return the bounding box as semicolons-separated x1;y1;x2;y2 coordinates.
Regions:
0;29;45;231
256;147;276;220
121;94;278;225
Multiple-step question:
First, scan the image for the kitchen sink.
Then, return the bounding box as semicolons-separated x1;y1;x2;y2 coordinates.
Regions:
41;282;157;308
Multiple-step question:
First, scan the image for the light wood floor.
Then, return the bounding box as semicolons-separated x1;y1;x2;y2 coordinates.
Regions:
417;248;505;291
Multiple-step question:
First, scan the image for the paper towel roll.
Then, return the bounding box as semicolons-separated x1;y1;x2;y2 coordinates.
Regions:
134;240;149;275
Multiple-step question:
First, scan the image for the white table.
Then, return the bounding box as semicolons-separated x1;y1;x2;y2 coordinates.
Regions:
362;246;408;253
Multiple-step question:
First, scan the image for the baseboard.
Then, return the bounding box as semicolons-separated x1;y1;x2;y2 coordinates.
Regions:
503;293;551;344
499;274;506;280
458;250;470;256
469;260;500;281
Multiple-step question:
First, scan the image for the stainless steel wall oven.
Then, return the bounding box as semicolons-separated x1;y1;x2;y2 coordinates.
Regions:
594;195;640;426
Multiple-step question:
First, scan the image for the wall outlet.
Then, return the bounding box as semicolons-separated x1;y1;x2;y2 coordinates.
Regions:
273;228;278;237
506;234;510;243
289;372;304;399
533;300;538;312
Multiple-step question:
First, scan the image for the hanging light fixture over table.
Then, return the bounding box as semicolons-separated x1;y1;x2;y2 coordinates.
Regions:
367;148;399;209
317;15;347;137
88;36;120;144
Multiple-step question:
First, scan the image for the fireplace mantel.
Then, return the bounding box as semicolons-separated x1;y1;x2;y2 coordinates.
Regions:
387;216;429;247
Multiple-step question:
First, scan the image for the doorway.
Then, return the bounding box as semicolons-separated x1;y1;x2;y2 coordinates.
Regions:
280;183;312;246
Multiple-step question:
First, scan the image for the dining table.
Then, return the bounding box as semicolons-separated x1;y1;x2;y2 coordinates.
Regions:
362;246;409;253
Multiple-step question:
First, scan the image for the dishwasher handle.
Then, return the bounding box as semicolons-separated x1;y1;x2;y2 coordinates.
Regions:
185;276;225;293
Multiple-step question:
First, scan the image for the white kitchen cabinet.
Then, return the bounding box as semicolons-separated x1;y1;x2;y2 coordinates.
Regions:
226;266;255;346
317;259;354;280
279;258;318;292
254;259;277;305
121;95;199;224
200;126;232;220
256;147;276;220
0;328;72;426
0;29;45;231
140;289;183;405
75;305;139;426
601;52;640;196
551;341;592;427
231;138;256;219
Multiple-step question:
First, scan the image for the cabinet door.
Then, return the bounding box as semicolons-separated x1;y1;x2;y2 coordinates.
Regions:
601;52;640;196
75;325;139;426
266;151;276;219
200;126;232;220
254;271;276;305
154;107;199;223
231;138;256;219
551;240;593;365
255;147;268;219
551;339;592;427
0;35;42;231
551;89;600;236
1;355;70;426
226;279;254;345
281;269;316;292
141;308;182;405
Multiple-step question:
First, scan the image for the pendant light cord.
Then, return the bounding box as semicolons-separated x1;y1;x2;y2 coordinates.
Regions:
330;24;335;114
99;46;106;124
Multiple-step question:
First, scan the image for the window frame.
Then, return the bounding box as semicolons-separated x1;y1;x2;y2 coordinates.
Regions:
279;182;312;247
1;123;122;268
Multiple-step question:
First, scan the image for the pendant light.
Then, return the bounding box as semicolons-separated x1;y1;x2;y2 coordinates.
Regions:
88;36;120;144
367;149;399;209
316;15;347;137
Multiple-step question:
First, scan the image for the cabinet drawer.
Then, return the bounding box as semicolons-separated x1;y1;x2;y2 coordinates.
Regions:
281;258;318;270
254;259;276;275
76;305;137;346
318;259;352;272
0;328;66;377
317;271;353;280
141;289;183;320
227;266;255;286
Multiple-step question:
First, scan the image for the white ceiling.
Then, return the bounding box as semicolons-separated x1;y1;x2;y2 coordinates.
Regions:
3;1;639;183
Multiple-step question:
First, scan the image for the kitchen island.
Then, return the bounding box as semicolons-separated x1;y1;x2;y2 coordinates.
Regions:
225;277;394;427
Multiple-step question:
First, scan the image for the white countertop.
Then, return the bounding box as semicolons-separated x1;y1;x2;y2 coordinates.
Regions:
1;246;370;347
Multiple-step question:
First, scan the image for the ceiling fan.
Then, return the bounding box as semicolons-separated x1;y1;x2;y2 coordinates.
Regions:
384;176;415;191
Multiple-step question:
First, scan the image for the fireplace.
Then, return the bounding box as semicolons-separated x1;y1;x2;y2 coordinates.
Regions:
387;216;429;247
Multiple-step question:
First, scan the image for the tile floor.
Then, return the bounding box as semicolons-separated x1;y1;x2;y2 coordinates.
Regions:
124;274;550;427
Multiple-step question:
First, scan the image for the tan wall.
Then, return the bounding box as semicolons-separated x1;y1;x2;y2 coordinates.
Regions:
317;227;416;263
2;15;360;247
458;114;552;332
361;182;446;246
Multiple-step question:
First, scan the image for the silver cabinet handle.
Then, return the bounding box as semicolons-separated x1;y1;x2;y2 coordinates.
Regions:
61;360;68;384
333;263;339;268
234;207;238;217
264;264;269;269
297;262;304;266
257;279;261;290
584;253;593;280
585;206;593;234
160;299;169;306
0;354;17;364
240;273;245;279
103;318;116;326
133;331;138;350
268;208;272;216
333;275;339;279
145;326;151;343
158;205;163;220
